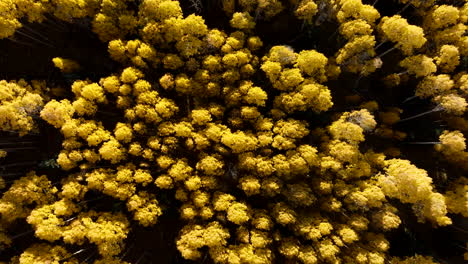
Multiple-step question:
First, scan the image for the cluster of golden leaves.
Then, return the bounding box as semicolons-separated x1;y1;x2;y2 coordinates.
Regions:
0;0;467;264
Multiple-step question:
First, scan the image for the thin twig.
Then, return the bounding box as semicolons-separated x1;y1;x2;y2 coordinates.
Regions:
353;75;364;91
0;161;38;168
11;229;34;240
397;70;409;76
22;24;53;44
452;225;468;234
0;147;40;152
80;249;98;264
402;142;441;145
377;45;397;59
15;30;54;48
77;196;105;205
64;216;77;223
0;141;37;146
0;172;25;177
6;37;35;47
135;252;149;264
396;2;413;15
374;39;388;50
401;95;418;104
61;247;92;262
397;105;444;123
327;27;340;42
119;242;135;261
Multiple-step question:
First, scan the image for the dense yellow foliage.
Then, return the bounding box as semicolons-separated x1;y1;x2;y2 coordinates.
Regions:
0;0;466;263
0;80;44;136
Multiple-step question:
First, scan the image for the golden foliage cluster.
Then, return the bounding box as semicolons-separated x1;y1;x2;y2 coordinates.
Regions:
0;0;467;263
